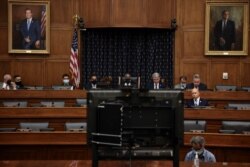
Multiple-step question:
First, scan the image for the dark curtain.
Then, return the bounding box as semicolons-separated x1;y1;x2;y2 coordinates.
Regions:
81;28;174;88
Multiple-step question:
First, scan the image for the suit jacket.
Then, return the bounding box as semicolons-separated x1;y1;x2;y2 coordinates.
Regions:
186;98;209;108
146;82;166;90
214;19;235;50
186;83;207;91
20;18;41;49
85;82;97;90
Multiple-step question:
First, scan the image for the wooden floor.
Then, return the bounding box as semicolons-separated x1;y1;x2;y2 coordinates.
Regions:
1;160;250;167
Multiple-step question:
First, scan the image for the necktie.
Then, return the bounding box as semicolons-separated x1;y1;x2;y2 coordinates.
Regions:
27;20;31;30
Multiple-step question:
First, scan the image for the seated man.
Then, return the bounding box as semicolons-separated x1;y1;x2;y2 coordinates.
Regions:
147;72;166;90
121;73;136;88
186;88;208;108
174;75;187;90
61;74;73;90
2;74;16;90
14;75;25;89
186;73;207;90
85;74;98;90
185;136;216;162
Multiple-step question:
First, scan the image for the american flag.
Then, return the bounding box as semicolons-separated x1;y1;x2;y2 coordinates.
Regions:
70;28;80;88
41;6;46;37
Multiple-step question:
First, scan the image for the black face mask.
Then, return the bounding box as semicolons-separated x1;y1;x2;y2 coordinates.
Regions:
91;80;97;85
16;81;23;86
7;80;12;85
125;79;130;82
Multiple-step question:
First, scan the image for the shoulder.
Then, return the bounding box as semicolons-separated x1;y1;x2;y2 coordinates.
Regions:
185;151;194;161
204;149;216;162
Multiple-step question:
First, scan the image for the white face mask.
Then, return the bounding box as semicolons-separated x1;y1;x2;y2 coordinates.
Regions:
63;79;69;84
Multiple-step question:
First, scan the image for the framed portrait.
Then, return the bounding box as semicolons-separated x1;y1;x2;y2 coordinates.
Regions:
204;1;249;56
8;0;50;54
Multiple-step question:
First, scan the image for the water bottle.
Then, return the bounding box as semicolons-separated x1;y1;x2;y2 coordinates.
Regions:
193;151;199;167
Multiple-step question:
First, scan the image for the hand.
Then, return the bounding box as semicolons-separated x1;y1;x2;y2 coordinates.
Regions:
231;43;235;50
11;82;17;90
35;40;40;48
219;37;226;46
24;36;31;43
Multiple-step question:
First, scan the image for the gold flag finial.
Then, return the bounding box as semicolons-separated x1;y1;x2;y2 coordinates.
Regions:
72;14;79;27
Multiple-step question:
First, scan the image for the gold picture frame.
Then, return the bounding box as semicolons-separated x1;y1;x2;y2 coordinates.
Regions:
8;0;50;54
204;1;248;56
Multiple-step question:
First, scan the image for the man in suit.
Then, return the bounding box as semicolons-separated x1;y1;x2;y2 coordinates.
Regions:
2;74;16;90
174;75;187;90
186;88;208;108
20;8;41;49
121;73;136;88
214;10;236;50
186;73;207;91
147;72;166;90
85;74;98;90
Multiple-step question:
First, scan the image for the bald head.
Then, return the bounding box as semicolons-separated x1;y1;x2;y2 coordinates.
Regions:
191;88;200;100
3;74;12;82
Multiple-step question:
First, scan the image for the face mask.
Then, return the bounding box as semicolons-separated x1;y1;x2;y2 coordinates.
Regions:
63;79;69;84
91;80;97;85
16;81;22;86
181;83;186;88
7;80;12;85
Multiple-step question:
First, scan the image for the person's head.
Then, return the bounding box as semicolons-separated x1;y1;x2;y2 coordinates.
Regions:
25;8;32;19
124;73;131;81
14;75;22;85
180;75;187;85
190;136;205;154
192;74;201;87
152;72;161;84
222;10;230;20
62;74;70;85
90;74;97;85
3;74;12;85
191;88;200;100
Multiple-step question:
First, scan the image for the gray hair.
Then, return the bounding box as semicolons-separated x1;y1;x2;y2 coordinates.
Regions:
152;72;160;78
190;136;205;146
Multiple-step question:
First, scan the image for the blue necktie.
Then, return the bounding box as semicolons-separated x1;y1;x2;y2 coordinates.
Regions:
27;20;31;30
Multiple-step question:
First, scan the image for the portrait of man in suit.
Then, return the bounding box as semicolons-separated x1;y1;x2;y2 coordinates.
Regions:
213;10;235;51
20;8;41;49
8;1;50;54
205;3;248;55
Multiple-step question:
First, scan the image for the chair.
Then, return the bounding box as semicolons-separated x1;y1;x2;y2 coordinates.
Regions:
241;87;250;92
19;122;49;131
3;101;28;107
65;122;87;131
76;99;87;107
40;101;65;107
118;76;140;89
52;85;73;90
220;121;250;134
228;103;250;110
215;85;236;91
0;128;16;132
184;120;206;132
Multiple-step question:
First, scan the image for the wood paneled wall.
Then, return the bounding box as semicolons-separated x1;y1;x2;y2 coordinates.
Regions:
175;0;250;88
0;0;249;88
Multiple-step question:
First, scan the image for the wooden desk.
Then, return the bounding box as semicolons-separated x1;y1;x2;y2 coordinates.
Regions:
0;107;87;118
0;132;87;145
184;132;250;148
184;91;250;101
184;108;250;121
0;160;249;167
0;90;87;99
